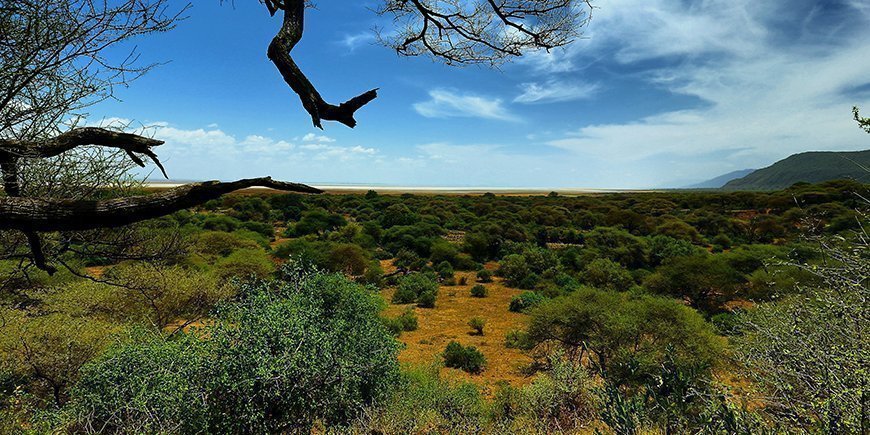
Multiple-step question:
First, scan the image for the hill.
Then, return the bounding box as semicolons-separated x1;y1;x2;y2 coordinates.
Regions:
724;150;870;190
686;169;755;189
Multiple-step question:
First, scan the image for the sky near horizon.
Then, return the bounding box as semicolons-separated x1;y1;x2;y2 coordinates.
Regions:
91;0;870;189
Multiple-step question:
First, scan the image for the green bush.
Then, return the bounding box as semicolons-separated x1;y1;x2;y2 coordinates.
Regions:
527;287;724;389
71;330;209;434
385;308;419;336
468;317;485;335
583;258;633;290
213;248;275;282
72;269;401;433
442;341;486;374
470;284;488;298
476;268;493;283
417;289;437;308
392;273;439;306
504;329;534;350
346;366;486;433
509;291;546;313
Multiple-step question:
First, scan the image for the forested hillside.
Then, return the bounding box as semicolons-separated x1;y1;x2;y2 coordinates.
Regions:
724;150;870;190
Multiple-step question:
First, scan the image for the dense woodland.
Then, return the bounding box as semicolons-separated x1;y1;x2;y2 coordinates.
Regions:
1;180;867;433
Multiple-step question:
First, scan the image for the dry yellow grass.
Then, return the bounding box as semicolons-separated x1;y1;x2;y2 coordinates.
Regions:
381;268;535;392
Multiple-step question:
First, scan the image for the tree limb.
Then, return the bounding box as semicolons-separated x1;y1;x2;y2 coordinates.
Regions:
0;127;168;178
0;177;322;232
265;0;377;129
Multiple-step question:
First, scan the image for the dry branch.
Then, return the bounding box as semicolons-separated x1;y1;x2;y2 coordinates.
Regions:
0;177;322;233
266;0;377;129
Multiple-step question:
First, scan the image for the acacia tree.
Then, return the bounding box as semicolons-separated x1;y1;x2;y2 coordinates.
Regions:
0;0;590;277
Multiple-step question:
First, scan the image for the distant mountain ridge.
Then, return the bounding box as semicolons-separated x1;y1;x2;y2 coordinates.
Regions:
723;150;870;191
686;169;755;189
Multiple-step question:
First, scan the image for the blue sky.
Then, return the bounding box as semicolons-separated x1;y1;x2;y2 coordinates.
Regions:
91;0;870;188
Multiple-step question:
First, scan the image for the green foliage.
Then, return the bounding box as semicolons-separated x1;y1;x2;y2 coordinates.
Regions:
644;254;743;313
442;341;486;374
53;264;233;328
491;353;598;432
582;258;633;290
470;284;488;298
71;330;209;433
72;269;401;433
476;268;493;283
0;311;117;407
384;308;418;336
213;248;275;282
193;231;260;257
467;317;485;335
504;329;533;350
509;291;546;313
735;249;868;433
527;287;724;389
392;273;439;307
344;366;486;433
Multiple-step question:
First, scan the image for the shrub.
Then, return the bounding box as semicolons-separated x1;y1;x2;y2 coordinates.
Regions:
71;330;209;433
443;341;486;374
417;290;437;308
392;273;439;306
509;291;546;313
458;276;468;285
359;261;384;287
527;287;724;389
347;366;486;433
468;317;485;335
194;231;260;257
384;308;419;335
436;261;455;280
504;329;533;350
583;258;633;290
72;270;401;433
470;284;488;298
476;269;493;283
213;248;275;282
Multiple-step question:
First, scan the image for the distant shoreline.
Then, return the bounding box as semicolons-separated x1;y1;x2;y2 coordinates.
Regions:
144;182;656;196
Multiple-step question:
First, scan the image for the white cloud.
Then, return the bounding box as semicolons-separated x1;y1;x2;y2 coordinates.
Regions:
531;0;870;185
413;89;519;121
514;80;600;104
339;32;376;51
301;133;336;143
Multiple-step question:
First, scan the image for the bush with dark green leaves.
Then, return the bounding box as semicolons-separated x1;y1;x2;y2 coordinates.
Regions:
384;309;418;336
392;273;439;306
72;268;400;433
476;269;493;283
527;287;724;389
470;284;488;298
442;341;486;374
509;291;546;313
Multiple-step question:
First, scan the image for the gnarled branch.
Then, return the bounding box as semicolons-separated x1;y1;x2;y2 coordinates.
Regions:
0;127;167;179
0;177;322;233
265;0;377;129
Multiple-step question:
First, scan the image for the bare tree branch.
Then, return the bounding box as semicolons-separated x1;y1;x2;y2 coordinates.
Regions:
0;127;167;179
0;177;322;233
264;0;378;129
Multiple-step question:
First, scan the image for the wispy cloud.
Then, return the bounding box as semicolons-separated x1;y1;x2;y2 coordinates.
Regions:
531;0;870;184
339;32;376;51
514;80;600;104
413;89;519;121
